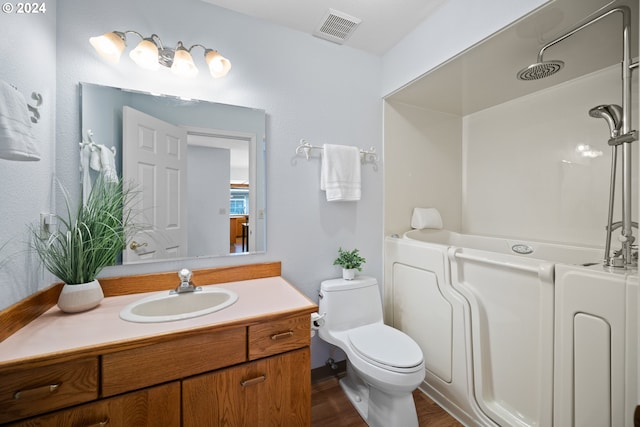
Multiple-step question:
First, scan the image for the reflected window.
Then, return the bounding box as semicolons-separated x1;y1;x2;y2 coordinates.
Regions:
230;188;249;215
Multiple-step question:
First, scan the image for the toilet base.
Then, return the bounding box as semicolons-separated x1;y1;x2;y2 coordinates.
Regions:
339;371;370;420
339;362;419;427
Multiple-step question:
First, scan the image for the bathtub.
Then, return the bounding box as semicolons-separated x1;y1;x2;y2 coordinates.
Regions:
383;229;606;427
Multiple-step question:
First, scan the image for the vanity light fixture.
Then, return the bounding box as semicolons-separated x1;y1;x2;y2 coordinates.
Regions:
89;31;231;79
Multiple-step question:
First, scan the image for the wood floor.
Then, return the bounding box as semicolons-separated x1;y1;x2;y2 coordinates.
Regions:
311;376;463;427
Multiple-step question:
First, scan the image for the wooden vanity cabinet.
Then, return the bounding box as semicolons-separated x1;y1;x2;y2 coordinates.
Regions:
2;313;312;427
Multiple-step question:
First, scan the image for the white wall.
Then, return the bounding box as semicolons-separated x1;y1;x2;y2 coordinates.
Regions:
0;2;57;309
463;65;638;246
54;0;382;368
187;146;230;257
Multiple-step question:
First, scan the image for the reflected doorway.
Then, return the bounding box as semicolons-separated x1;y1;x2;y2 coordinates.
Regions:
186;129;256;255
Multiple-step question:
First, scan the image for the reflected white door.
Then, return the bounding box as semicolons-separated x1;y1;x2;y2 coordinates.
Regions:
122;106;188;263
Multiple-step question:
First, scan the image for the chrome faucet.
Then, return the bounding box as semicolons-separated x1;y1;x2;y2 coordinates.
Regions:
170;269;202;294
606;221;638;267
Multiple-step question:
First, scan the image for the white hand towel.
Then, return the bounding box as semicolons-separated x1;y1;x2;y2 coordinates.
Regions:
99;145;118;183
0;80;40;161
320;144;361;202
411;207;443;229
89;144;102;171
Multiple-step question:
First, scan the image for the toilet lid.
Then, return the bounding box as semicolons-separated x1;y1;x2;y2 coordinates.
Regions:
348;324;423;370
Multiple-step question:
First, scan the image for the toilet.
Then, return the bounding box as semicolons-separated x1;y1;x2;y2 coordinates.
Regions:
316;276;425;427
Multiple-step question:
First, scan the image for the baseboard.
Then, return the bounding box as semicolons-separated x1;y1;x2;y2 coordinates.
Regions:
311;359;347;383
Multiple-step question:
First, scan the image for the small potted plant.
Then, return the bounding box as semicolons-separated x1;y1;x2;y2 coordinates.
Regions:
333;247;366;280
31;176;139;313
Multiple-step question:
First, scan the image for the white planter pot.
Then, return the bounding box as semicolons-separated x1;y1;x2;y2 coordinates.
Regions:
57;280;104;313
342;268;357;280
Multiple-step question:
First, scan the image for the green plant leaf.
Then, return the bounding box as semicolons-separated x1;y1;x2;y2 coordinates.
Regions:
333;247;366;271
30;176;141;284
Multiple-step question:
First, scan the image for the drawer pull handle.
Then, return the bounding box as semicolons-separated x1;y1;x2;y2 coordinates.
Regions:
240;375;266;387
271;330;294;340
13;383;60;400
85;418;110;427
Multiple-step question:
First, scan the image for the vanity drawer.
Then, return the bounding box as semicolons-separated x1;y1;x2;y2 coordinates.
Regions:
101;326;246;397
248;314;310;360
0;357;98;424
7;381;180;427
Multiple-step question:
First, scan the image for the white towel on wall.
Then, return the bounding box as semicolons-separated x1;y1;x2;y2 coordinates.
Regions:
0;80;40;161
320;144;361;202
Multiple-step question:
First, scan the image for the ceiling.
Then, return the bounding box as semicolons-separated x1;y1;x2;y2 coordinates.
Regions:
201;0;446;56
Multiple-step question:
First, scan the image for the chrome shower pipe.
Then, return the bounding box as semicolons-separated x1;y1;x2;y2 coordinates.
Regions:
604;144;618;264
611;5;636;266
534;7;628;69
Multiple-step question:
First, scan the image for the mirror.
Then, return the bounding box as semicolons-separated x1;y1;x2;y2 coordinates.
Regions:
80;83;266;264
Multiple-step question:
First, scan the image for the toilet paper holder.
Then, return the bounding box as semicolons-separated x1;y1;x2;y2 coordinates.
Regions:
310;312;326;337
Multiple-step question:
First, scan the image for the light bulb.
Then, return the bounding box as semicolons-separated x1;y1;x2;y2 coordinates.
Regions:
89;31;126;64
129;38;160;71
171;46;198;77
205;50;231;78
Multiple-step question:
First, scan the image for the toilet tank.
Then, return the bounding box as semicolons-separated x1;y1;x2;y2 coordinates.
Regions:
319;276;383;332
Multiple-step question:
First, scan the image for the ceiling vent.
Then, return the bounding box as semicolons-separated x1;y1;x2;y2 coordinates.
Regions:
313;8;362;45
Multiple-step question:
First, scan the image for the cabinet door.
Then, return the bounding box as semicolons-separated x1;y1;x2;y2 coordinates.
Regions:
8;382;180;427
183;347;310;427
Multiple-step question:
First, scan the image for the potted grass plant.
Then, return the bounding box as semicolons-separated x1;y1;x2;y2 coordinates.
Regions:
333;247;366;280
31;176;139;313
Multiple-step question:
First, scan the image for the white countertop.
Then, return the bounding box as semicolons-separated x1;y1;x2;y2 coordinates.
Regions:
0;276;316;365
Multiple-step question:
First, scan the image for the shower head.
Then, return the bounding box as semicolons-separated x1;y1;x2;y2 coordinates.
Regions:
516;60;564;81
589;104;623;137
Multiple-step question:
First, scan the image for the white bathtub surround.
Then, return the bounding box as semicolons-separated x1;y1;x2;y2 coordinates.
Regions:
462;66;638;248
384;230;635;426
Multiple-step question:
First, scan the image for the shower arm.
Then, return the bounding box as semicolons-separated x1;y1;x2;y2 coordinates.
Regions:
539;5;637;266
536;7;625;64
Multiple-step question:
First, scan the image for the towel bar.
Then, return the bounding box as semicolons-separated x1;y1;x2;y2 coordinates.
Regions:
295;139;377;163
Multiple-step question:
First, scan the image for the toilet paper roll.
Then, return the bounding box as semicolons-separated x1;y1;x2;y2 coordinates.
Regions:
411;207;443;230
310;312;325;337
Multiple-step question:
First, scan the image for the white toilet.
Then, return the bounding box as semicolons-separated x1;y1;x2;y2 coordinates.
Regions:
317;276;425;427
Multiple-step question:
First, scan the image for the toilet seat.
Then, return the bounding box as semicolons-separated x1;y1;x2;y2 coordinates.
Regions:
348;324;423;373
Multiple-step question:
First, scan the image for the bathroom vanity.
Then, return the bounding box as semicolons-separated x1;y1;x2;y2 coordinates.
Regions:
0;262;316;426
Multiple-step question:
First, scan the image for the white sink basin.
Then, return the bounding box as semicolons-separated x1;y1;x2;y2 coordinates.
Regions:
119;288;238;323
